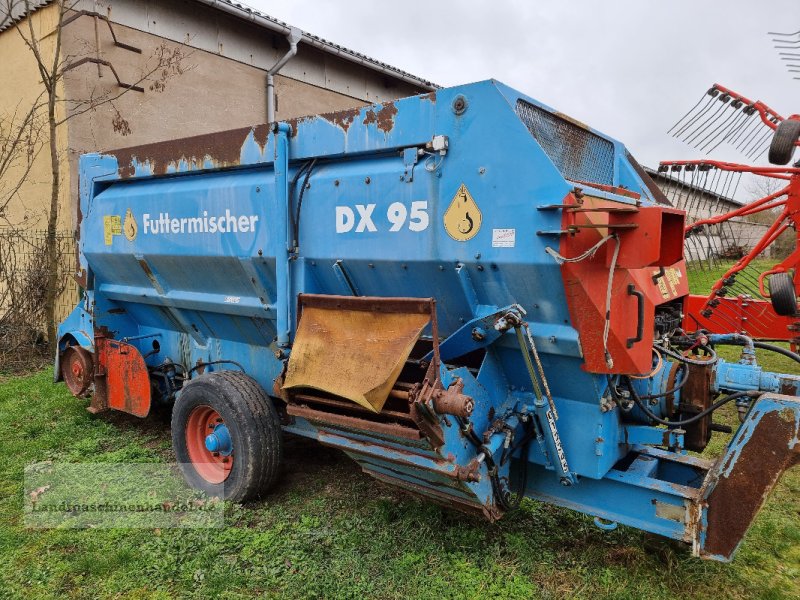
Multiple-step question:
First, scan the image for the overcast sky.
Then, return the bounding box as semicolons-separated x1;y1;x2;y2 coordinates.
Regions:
248;0;798;177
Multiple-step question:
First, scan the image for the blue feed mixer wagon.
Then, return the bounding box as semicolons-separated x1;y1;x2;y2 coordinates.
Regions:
57;80;800;561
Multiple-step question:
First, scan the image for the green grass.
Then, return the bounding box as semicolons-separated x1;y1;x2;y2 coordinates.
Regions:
0;372;798;599
686;258;776;295
2;265;800;598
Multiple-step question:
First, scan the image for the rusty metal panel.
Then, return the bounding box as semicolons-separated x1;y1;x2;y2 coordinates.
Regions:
283;295;432;412
96;337;151;417
701;395;800;560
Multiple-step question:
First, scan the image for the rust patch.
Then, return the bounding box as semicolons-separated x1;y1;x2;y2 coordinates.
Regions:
285;115;314;137
421;91;437;102
678;362;714;452
253;123;270;150
323;107;360;133
703;411;800;559
375;102;398;133
454;458;481;482
779;379;799;396
108;125;264;178
430;378;475;417
288;404;423;441
363;109;377;126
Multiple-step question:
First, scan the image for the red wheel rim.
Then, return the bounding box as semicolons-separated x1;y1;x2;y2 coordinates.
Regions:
185;405;233;484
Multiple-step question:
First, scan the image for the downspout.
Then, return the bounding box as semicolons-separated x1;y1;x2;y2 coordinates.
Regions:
267;27;302;123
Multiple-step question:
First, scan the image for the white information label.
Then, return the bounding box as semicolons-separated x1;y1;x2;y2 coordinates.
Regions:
492;228;515;248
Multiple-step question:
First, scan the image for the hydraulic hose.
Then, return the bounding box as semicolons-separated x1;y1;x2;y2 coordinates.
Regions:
626;378;755;427
754;341;800;365
710;338;800;366
656;343;719;366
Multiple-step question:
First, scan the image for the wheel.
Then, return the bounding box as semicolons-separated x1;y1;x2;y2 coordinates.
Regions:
60;346;93;397
768;119;800;165
769;272;798;316
171;371;283;501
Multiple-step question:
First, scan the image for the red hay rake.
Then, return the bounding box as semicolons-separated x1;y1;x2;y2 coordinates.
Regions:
662;83;800;344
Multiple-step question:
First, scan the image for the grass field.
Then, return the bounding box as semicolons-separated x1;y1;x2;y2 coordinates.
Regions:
1;280;799;598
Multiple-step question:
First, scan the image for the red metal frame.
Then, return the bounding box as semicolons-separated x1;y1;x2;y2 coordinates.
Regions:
661;159;800;343
710;83;800;135
556;189;688;374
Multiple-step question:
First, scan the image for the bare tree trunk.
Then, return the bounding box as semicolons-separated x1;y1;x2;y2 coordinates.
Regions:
44;92;59;345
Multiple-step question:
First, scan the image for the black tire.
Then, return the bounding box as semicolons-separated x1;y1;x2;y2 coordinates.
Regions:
769;272;798;317
768;119;800;166
171;371;283;501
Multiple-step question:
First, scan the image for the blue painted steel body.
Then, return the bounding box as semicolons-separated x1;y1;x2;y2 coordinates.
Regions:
58;80;800;560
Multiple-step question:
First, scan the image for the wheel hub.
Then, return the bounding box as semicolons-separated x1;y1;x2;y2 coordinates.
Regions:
185;405;234;484
204;424;233;455
61;346;94;397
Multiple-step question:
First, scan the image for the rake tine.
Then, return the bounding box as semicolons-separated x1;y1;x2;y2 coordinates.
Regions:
728;110;757;145
750;137;773;161
768;30;800;36
668;91;712;135
699;105;746;152
695;102;740;149
721;169;736;200
690;167;709;215
735;119;764;152
707;110;751;153
746;128;774;159
742;124;772;156
684;97;730;144
674;92;718;137
674;167;686;207
685;169;698;215
668;169;681;204
730;172;743;201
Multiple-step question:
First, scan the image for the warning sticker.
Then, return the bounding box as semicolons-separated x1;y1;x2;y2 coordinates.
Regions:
492;228;515;248
123;208;138;241
655;266;683;299
103;215;121;246
443;184;482;241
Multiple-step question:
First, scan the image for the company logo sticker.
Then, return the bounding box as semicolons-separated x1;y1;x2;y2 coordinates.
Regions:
103;215;121;246
443;184;482;241
123;208;138;241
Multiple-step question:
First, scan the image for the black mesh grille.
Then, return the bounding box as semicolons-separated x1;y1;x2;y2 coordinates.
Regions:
515;99;615;185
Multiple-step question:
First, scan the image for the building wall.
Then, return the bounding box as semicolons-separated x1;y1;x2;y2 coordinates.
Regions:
652;175;768;262
0;3;71;229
